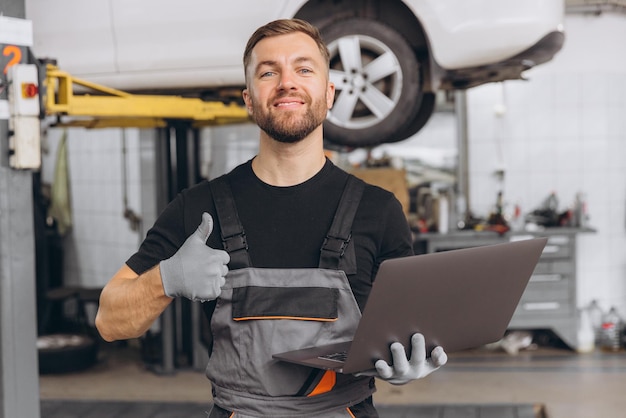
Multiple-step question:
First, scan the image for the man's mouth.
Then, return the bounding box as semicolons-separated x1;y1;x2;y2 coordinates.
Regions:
276;101;302;107
273;97;306;108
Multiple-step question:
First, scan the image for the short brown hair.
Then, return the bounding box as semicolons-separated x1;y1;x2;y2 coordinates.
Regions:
243;19;330;82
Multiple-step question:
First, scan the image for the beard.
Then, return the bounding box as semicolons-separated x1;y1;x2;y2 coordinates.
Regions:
252;93;328;144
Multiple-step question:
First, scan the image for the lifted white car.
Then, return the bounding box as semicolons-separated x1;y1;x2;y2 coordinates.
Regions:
26;0;564;147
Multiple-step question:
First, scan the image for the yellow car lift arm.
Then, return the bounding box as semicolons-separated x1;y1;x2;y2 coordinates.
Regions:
43;64;250;128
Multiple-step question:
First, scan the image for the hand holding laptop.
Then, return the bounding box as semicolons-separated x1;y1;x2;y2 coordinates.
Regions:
356;333;447;385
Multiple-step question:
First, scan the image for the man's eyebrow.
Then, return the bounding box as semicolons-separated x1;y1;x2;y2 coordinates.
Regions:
256;60;278;70
293;56;315;65
255;56;317;72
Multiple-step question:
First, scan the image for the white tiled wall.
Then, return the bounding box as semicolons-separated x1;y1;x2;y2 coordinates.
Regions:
41;128;144;289
204;123;260;180
41;13;625;321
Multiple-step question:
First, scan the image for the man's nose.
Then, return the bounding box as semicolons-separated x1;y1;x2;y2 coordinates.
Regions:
278;71;297;90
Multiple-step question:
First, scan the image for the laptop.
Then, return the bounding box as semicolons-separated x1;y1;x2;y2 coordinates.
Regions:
273;237;548;374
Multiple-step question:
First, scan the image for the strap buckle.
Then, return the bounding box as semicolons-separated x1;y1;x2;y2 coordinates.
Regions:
321;234;351;257
223;233;248;253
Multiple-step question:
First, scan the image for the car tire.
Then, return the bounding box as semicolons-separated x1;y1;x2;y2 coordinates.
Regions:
388;91;436;143
38;333;98;374
320;18;424;147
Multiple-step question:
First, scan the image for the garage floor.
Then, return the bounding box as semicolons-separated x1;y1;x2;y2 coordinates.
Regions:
40;399;544;418
39;339;626;418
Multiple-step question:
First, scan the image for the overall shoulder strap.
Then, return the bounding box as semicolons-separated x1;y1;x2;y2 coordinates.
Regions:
319;175;365;272
208;176;251;269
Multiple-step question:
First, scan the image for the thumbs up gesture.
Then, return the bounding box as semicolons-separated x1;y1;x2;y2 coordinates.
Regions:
160;213;230;302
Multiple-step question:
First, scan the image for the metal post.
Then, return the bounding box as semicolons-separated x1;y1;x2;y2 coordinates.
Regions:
454;90;471;226
0;1;42;416
147;128;176;375
0;167;41;418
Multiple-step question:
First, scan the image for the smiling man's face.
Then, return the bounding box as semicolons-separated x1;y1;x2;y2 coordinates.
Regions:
243;31;335;144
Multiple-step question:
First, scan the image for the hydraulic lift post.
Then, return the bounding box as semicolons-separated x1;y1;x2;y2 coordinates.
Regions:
0;4;42;418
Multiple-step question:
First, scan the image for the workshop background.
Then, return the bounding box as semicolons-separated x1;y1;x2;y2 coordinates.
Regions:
0;2;622;418
39;12;625;319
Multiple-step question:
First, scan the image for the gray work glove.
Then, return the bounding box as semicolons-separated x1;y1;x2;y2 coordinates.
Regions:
160;212;230;302
357;333;447;385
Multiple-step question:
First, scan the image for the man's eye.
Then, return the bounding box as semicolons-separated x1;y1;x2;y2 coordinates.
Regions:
260;71;274;78
299;68;312;74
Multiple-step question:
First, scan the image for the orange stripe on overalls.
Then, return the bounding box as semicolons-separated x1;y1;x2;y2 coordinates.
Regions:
307;370;336;397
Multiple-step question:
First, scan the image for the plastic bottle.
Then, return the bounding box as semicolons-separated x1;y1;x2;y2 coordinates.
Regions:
576;307;595;353
437;191;449;234
599;306;623;352
572;193;583;227
587;299;604;345
510;202;524;231
544;191;559;211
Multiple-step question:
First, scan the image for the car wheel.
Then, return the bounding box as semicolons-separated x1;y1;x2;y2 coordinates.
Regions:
321;18;424;147
388;91;436;143
38;333;98;374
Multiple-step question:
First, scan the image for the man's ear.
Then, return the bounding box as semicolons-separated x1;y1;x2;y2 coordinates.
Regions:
326;82;335;110
242;89;254;115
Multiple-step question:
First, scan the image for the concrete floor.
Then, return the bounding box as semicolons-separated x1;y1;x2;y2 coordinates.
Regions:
39;338;626;418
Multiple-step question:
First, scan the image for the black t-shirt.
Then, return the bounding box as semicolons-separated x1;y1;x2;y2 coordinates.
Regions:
127;158;413;311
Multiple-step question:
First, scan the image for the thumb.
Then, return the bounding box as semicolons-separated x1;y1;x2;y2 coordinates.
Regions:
194;212;214;242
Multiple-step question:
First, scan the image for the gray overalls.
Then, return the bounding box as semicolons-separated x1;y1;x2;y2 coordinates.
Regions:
206;176;374;417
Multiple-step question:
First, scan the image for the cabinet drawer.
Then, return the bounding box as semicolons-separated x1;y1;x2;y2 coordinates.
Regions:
528;271;572;285
533;260;573;275
514;300;573;317
540;235;572;259
521;279;571;303
515;273;573;318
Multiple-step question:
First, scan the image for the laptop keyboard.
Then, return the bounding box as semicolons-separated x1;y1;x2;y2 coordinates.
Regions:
318;351;348;363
